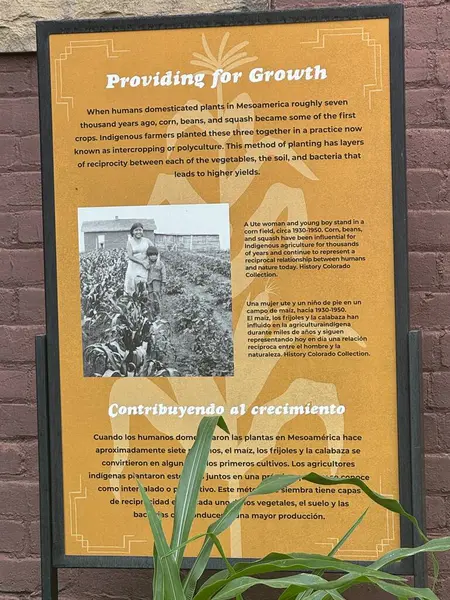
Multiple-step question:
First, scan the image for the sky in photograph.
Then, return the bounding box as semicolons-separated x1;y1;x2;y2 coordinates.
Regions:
78;203;230;251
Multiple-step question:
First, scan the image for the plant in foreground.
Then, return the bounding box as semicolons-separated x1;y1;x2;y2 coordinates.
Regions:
138;417;450;599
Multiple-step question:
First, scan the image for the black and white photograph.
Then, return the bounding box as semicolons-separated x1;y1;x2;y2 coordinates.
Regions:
78;204;233;378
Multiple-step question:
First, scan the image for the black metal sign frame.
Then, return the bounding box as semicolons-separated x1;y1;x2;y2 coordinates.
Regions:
36;4;425;594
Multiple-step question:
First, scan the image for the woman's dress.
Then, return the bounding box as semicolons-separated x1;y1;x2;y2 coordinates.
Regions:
124;236;153;294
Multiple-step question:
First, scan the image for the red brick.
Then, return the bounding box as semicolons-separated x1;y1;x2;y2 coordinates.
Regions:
407;169;446;209
18;288;44;324
0;481;39;518
441;253;450;288
0;443;23;474
0;172;41;208
438;5;450;46
423;372;431;407
422;331;441;371
0;71;33;96
273;0;390;7
0;56;34;72
439;413;450;449
433;546;450;574
407;129;450;169
0;326;43;363
0;369;29;401
73;568;171;599
0;135;17;168
0;521;26;553
0;404;37;438
0;98;38;136
429;372;450;409
0;288;16;323
444;171;450;204
0;249;44;285
406;89;440;126
443;93;450;126
27;368;36;402
17;211;42;244
409;252;439;289
411;292;450;328
0;592;31;600
424;412;440;451
22;440;38;478
436;576;450;600
409;211;450;250
425;455;450;492
426;495;446;530
402;0;444;6
0;558;40;592
442;332;450;368
405;49;434;84
405;7;439;46
0;57;22;72
28;520;40;554
29;62;38;94
436;51;450;85
0;212;16;246
18;135;40;166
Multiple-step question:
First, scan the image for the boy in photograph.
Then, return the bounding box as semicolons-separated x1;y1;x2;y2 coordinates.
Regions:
145;245;167;317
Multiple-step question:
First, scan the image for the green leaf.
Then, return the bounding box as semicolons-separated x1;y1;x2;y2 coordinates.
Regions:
197;553;405;600
153;544;165;600
171;416;229;565
212;571;442;600
193;470;423;600
326;592;347;600
210;573;365;600
279;587;306;600
296;510;369;600
188;475;298;600
299;473;427;543
152;512;165;599
373;580;439;600
137;480;185;600
328;509;369;557
372;537;450;570
306;592;346;600
232;555;405;581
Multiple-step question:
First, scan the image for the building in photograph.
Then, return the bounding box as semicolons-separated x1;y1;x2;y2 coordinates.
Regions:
81;217;221;252
81;217;156;251
155;233;220;251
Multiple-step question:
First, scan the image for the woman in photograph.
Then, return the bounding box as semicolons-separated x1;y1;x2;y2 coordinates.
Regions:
124;222;154;295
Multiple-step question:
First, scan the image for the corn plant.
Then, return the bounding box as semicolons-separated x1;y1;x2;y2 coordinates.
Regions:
84;283;177;377
138;416;450;600
81;247;232;376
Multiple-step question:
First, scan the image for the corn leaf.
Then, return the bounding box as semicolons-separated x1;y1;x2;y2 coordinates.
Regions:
298;473;427;541
196;554;405;600
328;509;369;557
371;537;450;570
187;475;298;599
306;592;346;600
171;416;229;565
192;471;426;600
295;509;369;600
153;544;165;599
210;573;365;600
211;571;441;600
137;480;185;600
372;579;439;600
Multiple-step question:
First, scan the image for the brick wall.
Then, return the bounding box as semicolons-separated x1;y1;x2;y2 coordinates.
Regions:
0;2;448;598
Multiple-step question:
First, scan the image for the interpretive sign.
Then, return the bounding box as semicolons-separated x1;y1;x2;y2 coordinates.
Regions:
37;6;412;568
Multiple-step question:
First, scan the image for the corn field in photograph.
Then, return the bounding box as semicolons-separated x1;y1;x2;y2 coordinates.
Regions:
80;247;234;377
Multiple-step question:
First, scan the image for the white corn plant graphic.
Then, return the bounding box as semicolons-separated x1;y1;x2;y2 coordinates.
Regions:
108;33;366;557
